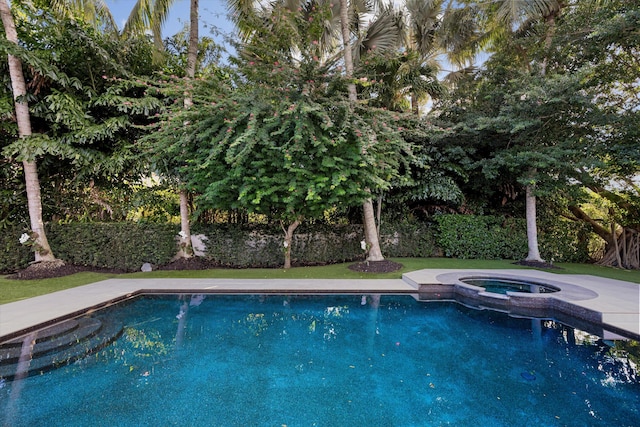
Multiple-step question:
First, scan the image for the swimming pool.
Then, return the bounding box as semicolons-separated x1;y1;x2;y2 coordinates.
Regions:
1;294;639;426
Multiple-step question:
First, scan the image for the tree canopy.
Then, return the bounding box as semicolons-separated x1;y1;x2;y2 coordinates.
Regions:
1;0;638;269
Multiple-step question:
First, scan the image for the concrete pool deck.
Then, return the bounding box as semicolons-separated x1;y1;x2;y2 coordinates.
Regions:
1;269;639;341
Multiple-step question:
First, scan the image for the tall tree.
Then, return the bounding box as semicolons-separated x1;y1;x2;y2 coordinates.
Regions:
37;0;119;32
471;0;565;263
229;0;401;261
0;0;56;262
175;0;199;258
340;0;384;261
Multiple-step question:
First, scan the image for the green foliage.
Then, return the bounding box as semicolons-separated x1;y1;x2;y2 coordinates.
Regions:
146;39;411;230
199;223;365;268
199;222;435;267
47;223;178;271
434;214;528;260
434;214;591;262
0;159;27;229
380;220;437;258
163;29;223;77
388;119;466;208
538;215;592;264
356;50;445;112
0;226;33;274
0;216;592;273
1;9;168;223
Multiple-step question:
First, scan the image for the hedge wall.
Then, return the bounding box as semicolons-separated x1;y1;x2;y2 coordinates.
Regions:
47;223;178;272
434;214;591;262
197;224;364;267
196;221;438;268
0;226;33;274
434;215;528;260
0;215;589;274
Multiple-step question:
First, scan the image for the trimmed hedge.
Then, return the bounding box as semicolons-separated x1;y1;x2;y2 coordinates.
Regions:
198;221;438;267
0;226;33;274
198;224;365;267
47;223;178;271
434;214;529;260
0;215;589;274
380;220;437;258
434;214;591;262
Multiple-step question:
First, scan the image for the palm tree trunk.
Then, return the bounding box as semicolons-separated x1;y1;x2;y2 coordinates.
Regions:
411;92;419;116
1;0;55;262
176;0;199;258
524;183;543;262
184;0;198;108
177;189;193;257
339;0;357;103
340;0;384;262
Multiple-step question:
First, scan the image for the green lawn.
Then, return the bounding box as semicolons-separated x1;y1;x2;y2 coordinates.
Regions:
1;257;639;305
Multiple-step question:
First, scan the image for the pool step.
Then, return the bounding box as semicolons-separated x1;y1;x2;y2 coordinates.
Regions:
0;317;123;380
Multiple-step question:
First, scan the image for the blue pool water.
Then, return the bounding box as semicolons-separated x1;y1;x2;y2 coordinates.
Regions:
1;295;639;426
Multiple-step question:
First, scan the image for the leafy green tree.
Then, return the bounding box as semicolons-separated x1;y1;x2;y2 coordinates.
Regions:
230;0;406;262
1;0;56;262
146;41;409;268
1;6;166;229
551;1;640;268
437;0;640;267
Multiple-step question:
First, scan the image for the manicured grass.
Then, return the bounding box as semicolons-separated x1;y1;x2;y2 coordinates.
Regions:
0;272;120;305
1;258;638;305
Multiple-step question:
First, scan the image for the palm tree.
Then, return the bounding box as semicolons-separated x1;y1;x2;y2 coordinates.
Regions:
1;0;56;262
45;0;175;55
44;0;119;32
175;0;199;258
357;0;479;116
475;0;565;263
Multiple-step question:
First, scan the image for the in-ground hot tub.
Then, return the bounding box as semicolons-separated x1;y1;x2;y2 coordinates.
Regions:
410;271;604;336
459;277;560;295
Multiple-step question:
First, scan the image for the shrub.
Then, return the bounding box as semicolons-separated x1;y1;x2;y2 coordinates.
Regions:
47;223;178;271
434;214;528;259
0;215;591;273
380;220;437;258
0;226;33;273
538;217;591;263
198;223;365;267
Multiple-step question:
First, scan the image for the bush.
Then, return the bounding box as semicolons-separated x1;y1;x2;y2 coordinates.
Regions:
0;215;592;273
290;224;364;265
538;217;591;263
198;223;365;267
47;223;178;271
0;226;33;273
380;220;437;257
198;221;438;268
434;214;528;259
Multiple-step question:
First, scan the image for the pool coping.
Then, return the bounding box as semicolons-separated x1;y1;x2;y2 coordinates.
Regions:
404;269;640;341
1;270;639;342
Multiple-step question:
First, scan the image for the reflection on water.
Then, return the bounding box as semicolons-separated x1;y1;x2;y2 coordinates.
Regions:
1;295;638;427
3;332;37;427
